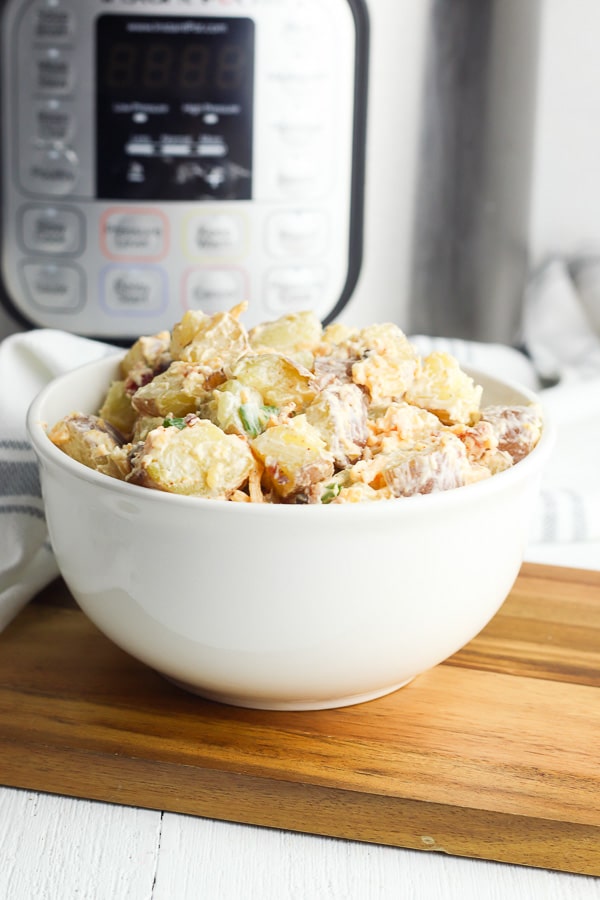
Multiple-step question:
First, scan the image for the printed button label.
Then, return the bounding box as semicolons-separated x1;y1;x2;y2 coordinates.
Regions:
35;8;74;41
23;147;78;197
267;210;328;258
21;262;83;311
184;212;246;259
35;101;74;143
184;267;247;314
101;209;168;261
264;265;327;314
21;206;83;255
102;266;166;316
277;152;321;197
36;51;74;94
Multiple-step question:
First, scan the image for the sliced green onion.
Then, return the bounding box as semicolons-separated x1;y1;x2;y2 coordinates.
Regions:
163;416;187;430
321;482;342;504
239;404;279;438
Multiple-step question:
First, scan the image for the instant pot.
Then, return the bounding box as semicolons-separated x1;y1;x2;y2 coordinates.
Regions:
0;0;540;343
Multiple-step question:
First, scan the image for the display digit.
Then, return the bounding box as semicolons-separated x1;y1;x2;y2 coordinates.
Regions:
105;43;136;89
216;44;246;91
180;44;210;90
143;43;173;89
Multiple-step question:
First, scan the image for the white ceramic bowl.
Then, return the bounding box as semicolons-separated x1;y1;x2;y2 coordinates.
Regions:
27;355;553;710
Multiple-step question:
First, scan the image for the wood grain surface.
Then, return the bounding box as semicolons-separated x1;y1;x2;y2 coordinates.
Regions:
0;563;599;876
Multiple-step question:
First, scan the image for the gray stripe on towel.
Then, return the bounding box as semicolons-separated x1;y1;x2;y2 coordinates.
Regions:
0;439;32;452
0;461;41;497
0;502;46;520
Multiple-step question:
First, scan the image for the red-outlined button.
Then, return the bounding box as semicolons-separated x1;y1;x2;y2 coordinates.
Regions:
100;207;169;262
182;265;249;314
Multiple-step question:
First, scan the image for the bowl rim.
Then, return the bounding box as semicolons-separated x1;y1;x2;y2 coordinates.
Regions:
26;352;556;519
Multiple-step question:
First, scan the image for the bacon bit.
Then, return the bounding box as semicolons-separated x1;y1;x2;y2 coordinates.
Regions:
124;366;154;396
204;368;227;391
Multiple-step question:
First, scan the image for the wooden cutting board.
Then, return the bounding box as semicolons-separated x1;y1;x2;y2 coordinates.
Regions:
1;563;599;876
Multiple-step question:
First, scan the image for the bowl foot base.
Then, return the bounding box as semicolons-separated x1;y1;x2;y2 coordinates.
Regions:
163;676;416;710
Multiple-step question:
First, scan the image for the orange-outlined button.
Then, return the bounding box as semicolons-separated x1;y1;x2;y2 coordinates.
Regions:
182;209;248;262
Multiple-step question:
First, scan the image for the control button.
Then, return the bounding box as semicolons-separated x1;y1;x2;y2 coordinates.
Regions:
36;49;74;94
159;140;191;157
101;210;168;261
35;99;74;143
196;137;227;158
21;205;83;255
275;54;328;83
266;210;328;258
264;266;327;314
34;7;75;42
267;63;331;109
101;266;167;316
184;268;247;314
185;213;246;259
278;154;321;197
23;146;78;196
20;261;83;311
125;140;155;157
275;114;324;149
280;14;323;54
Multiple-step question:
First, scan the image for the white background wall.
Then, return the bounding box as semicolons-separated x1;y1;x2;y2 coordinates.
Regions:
529;0;600;265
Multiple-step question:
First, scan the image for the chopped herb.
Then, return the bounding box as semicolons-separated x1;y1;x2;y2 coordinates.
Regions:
163;416;187;430
239;404;259;437
239;403;279;437
321;482;342;504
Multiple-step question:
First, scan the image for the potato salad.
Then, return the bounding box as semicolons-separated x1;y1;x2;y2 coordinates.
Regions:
48;304;543;504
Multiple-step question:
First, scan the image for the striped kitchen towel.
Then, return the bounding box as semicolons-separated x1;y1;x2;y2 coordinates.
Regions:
0;329;118;630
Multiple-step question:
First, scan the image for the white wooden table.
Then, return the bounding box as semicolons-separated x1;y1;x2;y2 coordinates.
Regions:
2;541;599;900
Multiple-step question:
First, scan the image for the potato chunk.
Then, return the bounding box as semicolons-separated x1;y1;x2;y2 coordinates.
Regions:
131;361;224;418
119;331;171;379
380;432;472;497
480;405;542;463
170;305;249;370
319;321;360;349
351;323;420;404
131;415;164;443
368;402;443;447
249;310;322;367
348;430;472;498
232;353;318;410
405;351;482;425
250;415;334;501
128;419;255;498
99;379;137;438
48;413;124;471
202;380;275;437
305;383;368;467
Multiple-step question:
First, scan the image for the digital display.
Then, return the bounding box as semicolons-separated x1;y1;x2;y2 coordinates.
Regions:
96;15;254;201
